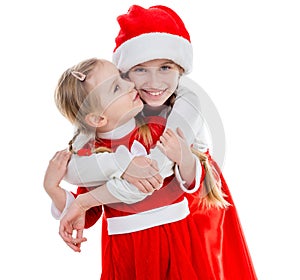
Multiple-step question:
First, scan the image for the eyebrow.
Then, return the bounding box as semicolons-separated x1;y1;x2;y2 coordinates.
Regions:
161;61;174;66
137;60;174;67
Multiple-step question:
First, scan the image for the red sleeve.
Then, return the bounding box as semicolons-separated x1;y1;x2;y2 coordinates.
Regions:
72;187;103;229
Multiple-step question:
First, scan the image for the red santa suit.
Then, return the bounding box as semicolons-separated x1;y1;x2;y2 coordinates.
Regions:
62;116;257;280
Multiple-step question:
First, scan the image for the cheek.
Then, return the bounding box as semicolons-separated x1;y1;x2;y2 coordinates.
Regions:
168;75;180;90
101;95;124;112
128;74;143;88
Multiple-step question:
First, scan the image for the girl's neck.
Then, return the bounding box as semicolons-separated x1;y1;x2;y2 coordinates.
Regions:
142;104;170;117
96;118;136;139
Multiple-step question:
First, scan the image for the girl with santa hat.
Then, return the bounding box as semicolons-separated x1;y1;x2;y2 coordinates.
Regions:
61;5;257;279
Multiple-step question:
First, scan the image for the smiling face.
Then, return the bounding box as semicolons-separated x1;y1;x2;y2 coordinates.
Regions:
86;60;143;131
127;59;182;108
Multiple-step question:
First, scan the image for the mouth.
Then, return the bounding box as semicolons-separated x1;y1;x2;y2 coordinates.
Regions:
141;89;166;97
133;92;140;101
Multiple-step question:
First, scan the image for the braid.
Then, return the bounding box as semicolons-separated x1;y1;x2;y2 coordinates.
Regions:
191;148;230;209
68;130;112;155
68;129;80;153
135;113;153;147
167;93;177;108
93;147;112;153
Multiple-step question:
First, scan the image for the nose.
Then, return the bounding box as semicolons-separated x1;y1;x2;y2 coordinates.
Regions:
146;69;161;88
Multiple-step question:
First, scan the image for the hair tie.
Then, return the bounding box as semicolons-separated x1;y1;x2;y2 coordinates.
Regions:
71;71;86;81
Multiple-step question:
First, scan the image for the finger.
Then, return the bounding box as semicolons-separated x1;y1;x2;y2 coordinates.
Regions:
148;158;159;172
145;170;163;184
57;150;72;161
141;158;161;176
164;128;175;137
145;176;163;190
76;229;83;240
147;168;163;183
166;129;181;142
156;141;167;155
59;228;73;244
75;229;87;248
59;222;74;242
63;150;72;160
155;182;163;190
159;135;167;143
132;181;152;193
71;236;87;251
72;236;87;245
145;161;163;182
176;127;186;140
143;157;153;167
138;180;155;193
59;226;84;252
65;240;82;252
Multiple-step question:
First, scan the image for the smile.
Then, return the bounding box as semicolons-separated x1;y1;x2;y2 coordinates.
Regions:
142;89;166;96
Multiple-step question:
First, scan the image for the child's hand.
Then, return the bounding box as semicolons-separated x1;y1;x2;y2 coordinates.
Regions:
122;157;163;193
158;128;196;187
59;199;87;253
43;150;72;192
157;128;191;165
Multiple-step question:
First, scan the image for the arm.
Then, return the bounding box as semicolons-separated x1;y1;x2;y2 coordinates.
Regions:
43;150;71;213
64;145;134;186
43;150;103;222
64;144;162;192
53;178;155;222
146;84;211;174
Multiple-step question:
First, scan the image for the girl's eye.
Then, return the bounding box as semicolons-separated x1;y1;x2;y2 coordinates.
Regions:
160;65;172;71
114;85;120;93
133;67;146;73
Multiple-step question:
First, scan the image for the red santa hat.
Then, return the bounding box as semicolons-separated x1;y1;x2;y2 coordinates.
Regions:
113;5;193;73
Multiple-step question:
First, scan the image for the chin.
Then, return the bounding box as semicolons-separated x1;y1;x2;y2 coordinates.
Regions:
146;101;164;108
143;97;167;107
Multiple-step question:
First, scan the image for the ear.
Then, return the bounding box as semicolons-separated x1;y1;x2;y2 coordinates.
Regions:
85;113;107;128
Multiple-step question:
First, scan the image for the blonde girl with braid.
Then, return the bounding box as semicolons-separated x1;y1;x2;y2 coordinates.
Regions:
44;57;212;280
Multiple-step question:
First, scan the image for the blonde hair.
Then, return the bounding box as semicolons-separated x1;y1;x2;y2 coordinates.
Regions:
54;58;104;135
191;148;230;209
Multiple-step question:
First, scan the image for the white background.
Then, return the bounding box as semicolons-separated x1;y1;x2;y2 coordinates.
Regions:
1;0;299;279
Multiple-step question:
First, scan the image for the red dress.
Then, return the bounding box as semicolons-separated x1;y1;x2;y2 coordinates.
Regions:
74;116;257;280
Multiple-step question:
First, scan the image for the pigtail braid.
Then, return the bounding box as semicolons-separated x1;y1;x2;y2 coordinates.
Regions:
191;148;230;209
93;147;112;153
68;130;111;154
68;129;80;153
135;113;153;147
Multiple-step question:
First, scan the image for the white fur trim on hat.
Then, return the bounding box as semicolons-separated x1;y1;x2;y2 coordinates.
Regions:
113;33;193;73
